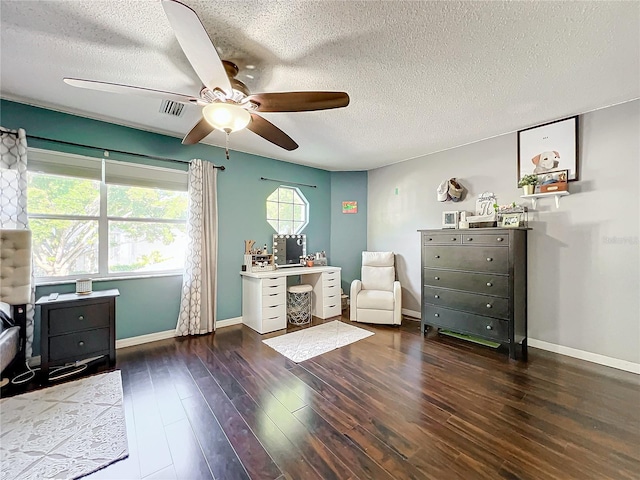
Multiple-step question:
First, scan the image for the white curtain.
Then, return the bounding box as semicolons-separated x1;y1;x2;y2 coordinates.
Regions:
176;159;218;336
0;127;35;358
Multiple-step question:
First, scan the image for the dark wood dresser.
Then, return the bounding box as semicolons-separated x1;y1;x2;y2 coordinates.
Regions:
37;289;119;380
419;228;528;359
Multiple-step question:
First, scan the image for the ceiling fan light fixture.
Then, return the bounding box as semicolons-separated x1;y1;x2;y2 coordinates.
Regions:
202;103;251;133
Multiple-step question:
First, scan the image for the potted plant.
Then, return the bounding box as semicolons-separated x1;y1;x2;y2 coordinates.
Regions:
518;174;538;195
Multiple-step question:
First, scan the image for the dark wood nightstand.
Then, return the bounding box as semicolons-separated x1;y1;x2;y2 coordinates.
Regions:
36;289;119;381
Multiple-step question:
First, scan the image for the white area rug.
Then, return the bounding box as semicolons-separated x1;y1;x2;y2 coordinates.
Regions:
1;371;128;480
263;320;374;362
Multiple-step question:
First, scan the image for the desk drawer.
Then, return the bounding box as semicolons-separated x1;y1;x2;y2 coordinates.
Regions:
462;233;509;246
263;291;285;308
49;328;110;362
423;246;508;274
262;277;285;288
424;286;509;320
49;302;110;335
262;315;287;333
322;270;339;281
323;303;341;319
423;233;461;245
262;303;286;320
323;284;340;297
262;280;285;295
423;268;509;297
424;306;508;342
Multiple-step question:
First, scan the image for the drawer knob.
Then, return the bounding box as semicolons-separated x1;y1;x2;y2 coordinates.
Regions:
497;237;503;242
434;295;440;299
451;237;456;241
434;313;440;317
428;238;433;241
486;304;492;308
486;325;492;330
434;255;440;258
486;282;493;287
78;315;84;321
467;237;473;241
434;276;440;280
78;341;85;347
486;257;493;262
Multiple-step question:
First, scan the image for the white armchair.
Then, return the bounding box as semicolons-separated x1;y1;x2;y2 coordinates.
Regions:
350;251;401;325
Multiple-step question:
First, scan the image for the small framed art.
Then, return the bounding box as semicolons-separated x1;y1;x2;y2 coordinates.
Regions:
442;211;459;229
501;213;520;228
342;201;357;214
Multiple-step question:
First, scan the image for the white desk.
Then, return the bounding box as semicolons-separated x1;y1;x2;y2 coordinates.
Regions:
240;266;341;334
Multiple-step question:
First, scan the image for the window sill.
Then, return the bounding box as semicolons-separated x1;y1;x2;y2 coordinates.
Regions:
35;272;183;287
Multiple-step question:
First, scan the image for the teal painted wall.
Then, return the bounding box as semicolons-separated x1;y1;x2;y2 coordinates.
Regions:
330;171;368;293
1;100;340;352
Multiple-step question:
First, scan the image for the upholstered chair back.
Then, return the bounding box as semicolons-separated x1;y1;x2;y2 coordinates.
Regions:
361;251;395;291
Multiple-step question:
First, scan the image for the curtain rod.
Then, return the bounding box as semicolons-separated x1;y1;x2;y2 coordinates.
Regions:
0;131;225;170
260;176;317;188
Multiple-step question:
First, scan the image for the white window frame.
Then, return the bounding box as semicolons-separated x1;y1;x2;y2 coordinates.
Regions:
27;148;188;284
266;185;309;234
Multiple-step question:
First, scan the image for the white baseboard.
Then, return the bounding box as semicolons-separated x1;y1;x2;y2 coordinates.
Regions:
402;308;421;319
216;316;243;328
116;330;176;349
528;338;640;375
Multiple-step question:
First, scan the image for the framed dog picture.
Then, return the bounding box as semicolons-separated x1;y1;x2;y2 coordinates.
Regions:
501;213;521;228
517;116;579;185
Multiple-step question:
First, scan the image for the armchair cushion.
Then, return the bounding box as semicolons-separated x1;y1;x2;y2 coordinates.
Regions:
356;290;394;311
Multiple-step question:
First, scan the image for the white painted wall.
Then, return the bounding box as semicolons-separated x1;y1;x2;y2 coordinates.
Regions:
368;100;639;365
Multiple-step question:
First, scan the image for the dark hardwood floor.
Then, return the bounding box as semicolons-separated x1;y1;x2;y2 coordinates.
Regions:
7;313;640;479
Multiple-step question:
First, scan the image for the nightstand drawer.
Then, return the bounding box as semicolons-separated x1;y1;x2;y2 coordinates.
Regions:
49;302;110;335
49;328;110;362
423;246;508;274
424;306;508;342
423;268;509;297
424;286;509;320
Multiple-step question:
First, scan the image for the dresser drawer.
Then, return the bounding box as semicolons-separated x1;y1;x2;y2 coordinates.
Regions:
48;302;110;336
423;268;509;297
424;286;509;320
423;246;508;274
423;233;461;245
262;291;285;308
424;306;509;342
462;233;509;246
49;328;110;362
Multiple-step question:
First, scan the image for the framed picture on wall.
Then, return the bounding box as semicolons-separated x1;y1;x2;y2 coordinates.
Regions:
517;116;579;185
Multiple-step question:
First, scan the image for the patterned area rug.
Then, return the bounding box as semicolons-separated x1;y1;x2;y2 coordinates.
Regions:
1;371;128;480
263;320;374;362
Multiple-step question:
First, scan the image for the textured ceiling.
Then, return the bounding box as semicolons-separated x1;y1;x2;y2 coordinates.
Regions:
1;1;638;171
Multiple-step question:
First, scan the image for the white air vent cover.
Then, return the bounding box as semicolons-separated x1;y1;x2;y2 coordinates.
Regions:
159;100;185;117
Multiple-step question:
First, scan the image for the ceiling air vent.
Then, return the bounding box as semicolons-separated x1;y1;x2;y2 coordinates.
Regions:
159;100;185;117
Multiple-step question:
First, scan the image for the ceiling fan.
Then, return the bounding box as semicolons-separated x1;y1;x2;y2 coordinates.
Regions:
63;0;349;151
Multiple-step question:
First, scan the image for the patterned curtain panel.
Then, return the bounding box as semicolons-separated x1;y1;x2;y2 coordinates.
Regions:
176;159;218;336
0;127;35;358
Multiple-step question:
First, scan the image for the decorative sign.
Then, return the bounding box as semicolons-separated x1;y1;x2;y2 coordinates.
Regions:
476;192;497;216
342;201;358;214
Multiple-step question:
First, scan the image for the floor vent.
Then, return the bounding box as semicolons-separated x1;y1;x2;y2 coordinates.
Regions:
159;100;185;117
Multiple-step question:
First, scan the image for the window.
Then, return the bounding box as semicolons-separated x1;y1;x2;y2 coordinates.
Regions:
266;186;308;234
27;148;188;281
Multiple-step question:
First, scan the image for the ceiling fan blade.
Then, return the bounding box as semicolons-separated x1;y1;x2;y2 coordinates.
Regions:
248;113;298;151
63;78;199;104
248;92;350;113
182;117;215;145
162;0;232;96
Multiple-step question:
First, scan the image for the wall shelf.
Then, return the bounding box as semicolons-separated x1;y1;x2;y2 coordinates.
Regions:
521;191;570;209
